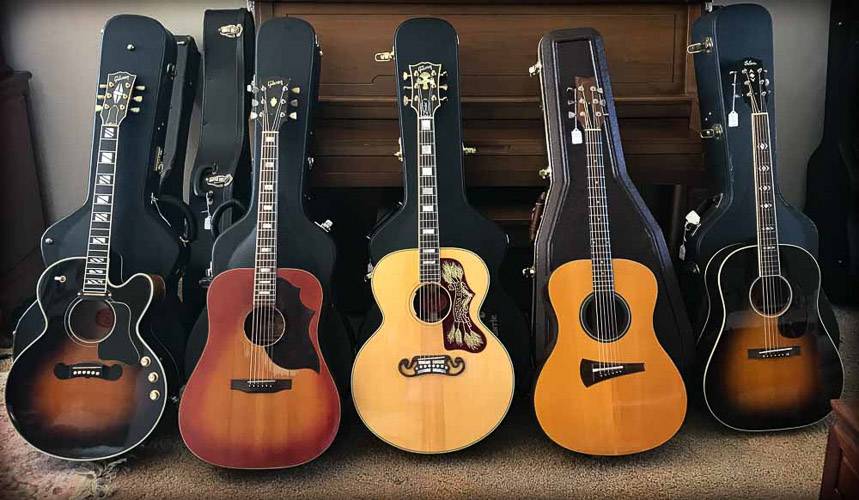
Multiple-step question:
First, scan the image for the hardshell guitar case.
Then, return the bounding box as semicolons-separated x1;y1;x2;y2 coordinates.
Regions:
531;28;694;374
184;17;354;393
804;0;859;305
359;18;533;392
683;4;840;341
184;9;255;326
11;15;187;387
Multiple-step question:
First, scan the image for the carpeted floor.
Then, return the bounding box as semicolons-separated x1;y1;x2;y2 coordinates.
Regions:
2;307;857;499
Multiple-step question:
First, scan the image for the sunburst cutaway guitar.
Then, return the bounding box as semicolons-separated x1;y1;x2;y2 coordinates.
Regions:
351;61;514;454
533;76;687;456
5;72;169;461
698;59;843;431
178;74;340;469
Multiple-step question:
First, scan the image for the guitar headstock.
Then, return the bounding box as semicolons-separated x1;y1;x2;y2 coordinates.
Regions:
739;58;770;113
96;71;143;126
402;62;448;117
570;76;606;131
248;77;300;132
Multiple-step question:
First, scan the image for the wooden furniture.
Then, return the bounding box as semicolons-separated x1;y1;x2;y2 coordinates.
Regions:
253;1;704;313
821;400;859;500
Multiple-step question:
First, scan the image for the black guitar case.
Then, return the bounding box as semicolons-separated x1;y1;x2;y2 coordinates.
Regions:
683;4;840;341
184;17;354;394
11;15;187;387
804;0;859;305
184;9;255;326
155;35;199;238
358;18;533;393
531;28;694;374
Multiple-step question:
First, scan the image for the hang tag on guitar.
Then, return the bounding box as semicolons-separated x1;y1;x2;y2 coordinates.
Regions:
728;110;739;128
571;129;583;145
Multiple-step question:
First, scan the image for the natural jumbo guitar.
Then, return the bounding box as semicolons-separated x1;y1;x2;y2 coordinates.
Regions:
699;59;844;431
179;75;340;469
533;77;687;456
5;72;169;461
351;61;515;454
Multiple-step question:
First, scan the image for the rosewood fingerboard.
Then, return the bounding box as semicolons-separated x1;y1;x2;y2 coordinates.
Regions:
417;115;441;283
82;124;120;296
254;130;280;307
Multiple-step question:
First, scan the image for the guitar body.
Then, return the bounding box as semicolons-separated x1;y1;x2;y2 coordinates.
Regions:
534;258;686;455
179;267;340;469
701;244;843;431
5;258;167;460
353;248;514;454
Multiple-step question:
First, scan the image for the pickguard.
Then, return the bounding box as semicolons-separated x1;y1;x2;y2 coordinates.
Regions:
440;258;486;353
267;277;320;372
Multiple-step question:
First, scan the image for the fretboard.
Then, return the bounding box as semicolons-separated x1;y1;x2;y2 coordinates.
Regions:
81;124;119;296
751;112;781;277
584;127;615;293
253;131;280;305
417;116;441;283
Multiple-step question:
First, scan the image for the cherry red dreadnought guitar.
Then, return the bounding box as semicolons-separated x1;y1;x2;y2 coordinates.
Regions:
179;69;340;469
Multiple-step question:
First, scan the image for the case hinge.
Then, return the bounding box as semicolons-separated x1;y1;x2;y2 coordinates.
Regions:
686;37;714;54
218;24;243;38
699;123;723;139
394;137;403;161
463;145;477;155
374;49;395;62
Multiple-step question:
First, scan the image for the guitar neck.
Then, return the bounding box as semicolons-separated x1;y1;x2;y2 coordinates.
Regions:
417;115;441;283
750;111;781;277
584;127;615;293
82;124;120;296
253;130;280;306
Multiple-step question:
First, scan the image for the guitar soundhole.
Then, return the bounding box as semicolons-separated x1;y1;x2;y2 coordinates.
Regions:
579;292;631;343
412;283;452;324
66;298;116;343
243;306;287;347
749;275;793;317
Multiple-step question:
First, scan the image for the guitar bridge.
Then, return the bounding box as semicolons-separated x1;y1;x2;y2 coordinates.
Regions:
54;363;122;381
580;359;645;387
748;346;801;359
398;355;465;377
230;379;292;393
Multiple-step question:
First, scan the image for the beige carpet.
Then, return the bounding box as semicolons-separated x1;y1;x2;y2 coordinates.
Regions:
2;307;856;499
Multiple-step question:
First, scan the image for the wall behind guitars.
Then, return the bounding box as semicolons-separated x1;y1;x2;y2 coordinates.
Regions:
0;0;831;224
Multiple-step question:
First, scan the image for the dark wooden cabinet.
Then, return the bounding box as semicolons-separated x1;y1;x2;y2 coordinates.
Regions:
821;400;859;500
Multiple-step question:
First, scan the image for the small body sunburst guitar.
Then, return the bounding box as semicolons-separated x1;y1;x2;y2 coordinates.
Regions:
5;72;169;461
351;61;514;454
699;59;843;431
179;74;340;469
533;77;687;456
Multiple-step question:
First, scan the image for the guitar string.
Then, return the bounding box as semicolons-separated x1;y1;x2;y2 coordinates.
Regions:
593;118;619;364
752;104;772;351
761;109;782;349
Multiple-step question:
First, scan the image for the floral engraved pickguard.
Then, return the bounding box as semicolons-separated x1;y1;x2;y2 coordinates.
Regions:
440;258;486;353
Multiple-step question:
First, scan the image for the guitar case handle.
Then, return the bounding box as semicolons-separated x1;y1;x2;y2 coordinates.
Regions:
209;199;247;239
155;194;198;244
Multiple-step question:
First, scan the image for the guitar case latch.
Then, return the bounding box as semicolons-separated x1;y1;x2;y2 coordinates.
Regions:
686;37;714;54
699;123;723;139
218;24;243;38
374;49;395;62
205;174;233;188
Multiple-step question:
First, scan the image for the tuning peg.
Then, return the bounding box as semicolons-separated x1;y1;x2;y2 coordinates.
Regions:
97;94;106;100
247;84;253;93
402;71;411;80
95;105;103;112
440;71;448;77
288;111;298;120
403;96;412;105
130;107;140;113
440;96;448;102
403;85;412;90
99;83;108;89
291;86;301;94
135;85;146;91
290;99;299;107
438;84;448;91
250;111;259;120
251;99;259;106
132;95;143;102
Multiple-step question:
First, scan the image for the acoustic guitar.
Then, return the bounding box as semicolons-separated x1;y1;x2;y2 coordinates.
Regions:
699;59;844;431
351;61;515;454
178;75;340;469
533;77;687;456
5;72;169;461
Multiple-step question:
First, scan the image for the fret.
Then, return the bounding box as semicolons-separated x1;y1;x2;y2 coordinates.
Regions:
253;130;282;306
583;127;615;294
751;112;782;278
417;116;440;283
